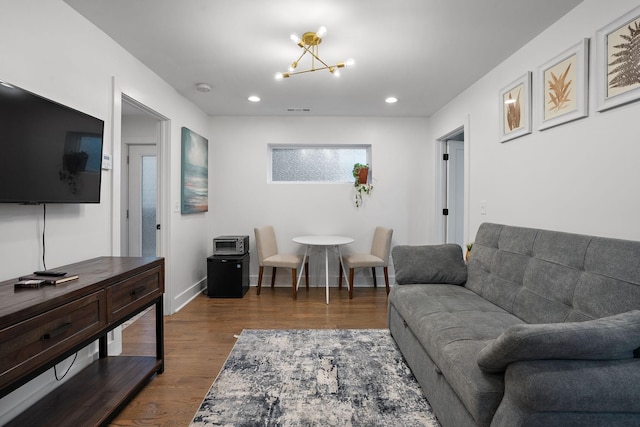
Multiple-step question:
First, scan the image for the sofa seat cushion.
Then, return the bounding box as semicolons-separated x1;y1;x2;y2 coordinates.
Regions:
390;284;525;425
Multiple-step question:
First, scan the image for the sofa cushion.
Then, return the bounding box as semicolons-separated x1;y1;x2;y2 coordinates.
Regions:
392;244;467;285
467;223;640;323
477;310;640;373
389;284;524;425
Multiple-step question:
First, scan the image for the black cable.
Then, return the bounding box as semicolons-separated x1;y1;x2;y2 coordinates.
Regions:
42;203;47;271
54;352;78;381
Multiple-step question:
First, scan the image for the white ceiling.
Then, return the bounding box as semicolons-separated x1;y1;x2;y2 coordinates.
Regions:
64;0;583;117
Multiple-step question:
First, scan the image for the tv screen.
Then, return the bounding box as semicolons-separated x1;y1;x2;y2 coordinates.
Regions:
0;80;104;204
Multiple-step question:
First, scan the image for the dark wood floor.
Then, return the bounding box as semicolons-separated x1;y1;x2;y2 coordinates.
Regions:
109;285;390;426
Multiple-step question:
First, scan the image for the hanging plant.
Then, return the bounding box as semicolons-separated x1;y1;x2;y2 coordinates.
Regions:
353;163;373;207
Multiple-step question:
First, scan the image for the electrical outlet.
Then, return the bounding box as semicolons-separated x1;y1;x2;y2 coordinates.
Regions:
480;200;487;215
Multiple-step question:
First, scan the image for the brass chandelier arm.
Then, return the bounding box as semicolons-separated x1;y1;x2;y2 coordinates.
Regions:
298;44;332;71
293;50;306;67
285;64;343;76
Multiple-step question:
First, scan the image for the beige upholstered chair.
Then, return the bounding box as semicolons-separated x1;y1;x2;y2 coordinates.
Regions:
339;226;393;298
254;226;308;299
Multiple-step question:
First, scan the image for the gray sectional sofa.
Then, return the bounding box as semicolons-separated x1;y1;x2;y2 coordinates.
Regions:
388;222;640;427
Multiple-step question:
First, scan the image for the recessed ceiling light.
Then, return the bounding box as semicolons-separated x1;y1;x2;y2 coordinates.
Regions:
248;95;261;102
385;97;398;104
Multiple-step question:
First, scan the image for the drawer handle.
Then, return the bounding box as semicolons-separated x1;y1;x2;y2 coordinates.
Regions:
41;322;72;341
130;285;146;298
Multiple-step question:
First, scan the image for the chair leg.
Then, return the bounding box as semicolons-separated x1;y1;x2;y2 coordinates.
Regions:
291;268;297;300
372;267;377;288
257;266;264;295
305;262;309;290
339;266;343;289
271;267;277;288
349;268;355;299
384;267;390;295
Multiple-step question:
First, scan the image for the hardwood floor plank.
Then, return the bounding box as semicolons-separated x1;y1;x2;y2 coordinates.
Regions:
109;286;389;426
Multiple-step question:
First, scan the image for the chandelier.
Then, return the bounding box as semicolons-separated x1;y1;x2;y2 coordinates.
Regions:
275;26;354;79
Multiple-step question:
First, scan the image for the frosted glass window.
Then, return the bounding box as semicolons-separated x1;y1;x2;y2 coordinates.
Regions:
270;145;370;182
141;156;157;257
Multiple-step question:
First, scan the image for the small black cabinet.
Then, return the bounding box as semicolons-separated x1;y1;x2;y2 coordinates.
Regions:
206;253;250;298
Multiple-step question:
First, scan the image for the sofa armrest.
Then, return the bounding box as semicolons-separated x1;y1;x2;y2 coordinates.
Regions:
391;244;467;285
503;358;640;413
477;310;640;373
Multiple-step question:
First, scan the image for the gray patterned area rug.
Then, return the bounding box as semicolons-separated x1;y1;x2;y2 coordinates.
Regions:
190;329;440;427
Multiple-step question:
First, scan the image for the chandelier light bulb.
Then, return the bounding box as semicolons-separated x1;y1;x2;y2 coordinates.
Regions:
275;72;284;80
345;58;355;67
290;33;301;44
316;26;327;39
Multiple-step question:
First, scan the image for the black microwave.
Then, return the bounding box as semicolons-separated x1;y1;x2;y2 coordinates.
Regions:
213;235;249;255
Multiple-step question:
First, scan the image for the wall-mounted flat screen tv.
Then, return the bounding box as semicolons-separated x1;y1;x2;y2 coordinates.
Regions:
0;80;104;204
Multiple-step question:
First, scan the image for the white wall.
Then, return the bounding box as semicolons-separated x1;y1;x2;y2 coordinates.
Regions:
209;116;431;285
428;0;640;242
0;0;211;422
5;0;639;422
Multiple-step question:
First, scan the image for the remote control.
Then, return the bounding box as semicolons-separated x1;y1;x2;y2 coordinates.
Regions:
34;270;67;277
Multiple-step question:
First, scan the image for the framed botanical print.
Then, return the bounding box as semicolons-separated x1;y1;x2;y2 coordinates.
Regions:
596;6;640;112
499;72;532;143
537;39;589;130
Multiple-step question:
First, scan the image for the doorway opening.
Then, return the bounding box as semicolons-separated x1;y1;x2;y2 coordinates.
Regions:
435;122;468;249
120;97;166;257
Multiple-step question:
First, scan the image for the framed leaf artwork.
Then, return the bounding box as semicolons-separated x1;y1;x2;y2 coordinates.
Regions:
499;72;532;143
596;5;640;112
536;39;589;131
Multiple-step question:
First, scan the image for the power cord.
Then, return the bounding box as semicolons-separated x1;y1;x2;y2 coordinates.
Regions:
40;203;78;381
54;352;78;381
42;203;47;271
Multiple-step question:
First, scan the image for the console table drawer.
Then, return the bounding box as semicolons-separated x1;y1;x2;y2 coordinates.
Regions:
0;291;106;390
108;266;162;324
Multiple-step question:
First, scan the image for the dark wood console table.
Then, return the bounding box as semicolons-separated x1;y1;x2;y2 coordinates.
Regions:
0;256;165;426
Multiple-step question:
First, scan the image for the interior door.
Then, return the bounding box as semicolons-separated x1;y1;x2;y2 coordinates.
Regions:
127;144;157;257
446;140;465;248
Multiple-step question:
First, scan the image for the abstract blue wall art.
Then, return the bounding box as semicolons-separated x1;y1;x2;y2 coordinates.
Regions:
181;127;208;214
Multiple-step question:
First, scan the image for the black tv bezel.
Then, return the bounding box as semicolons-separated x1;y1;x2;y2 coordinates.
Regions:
0;80;105;205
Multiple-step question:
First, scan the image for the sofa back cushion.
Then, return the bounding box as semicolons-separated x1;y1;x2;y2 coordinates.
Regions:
466;223;640;323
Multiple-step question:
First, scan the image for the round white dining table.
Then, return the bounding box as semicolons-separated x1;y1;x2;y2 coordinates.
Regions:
292;235;354;304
